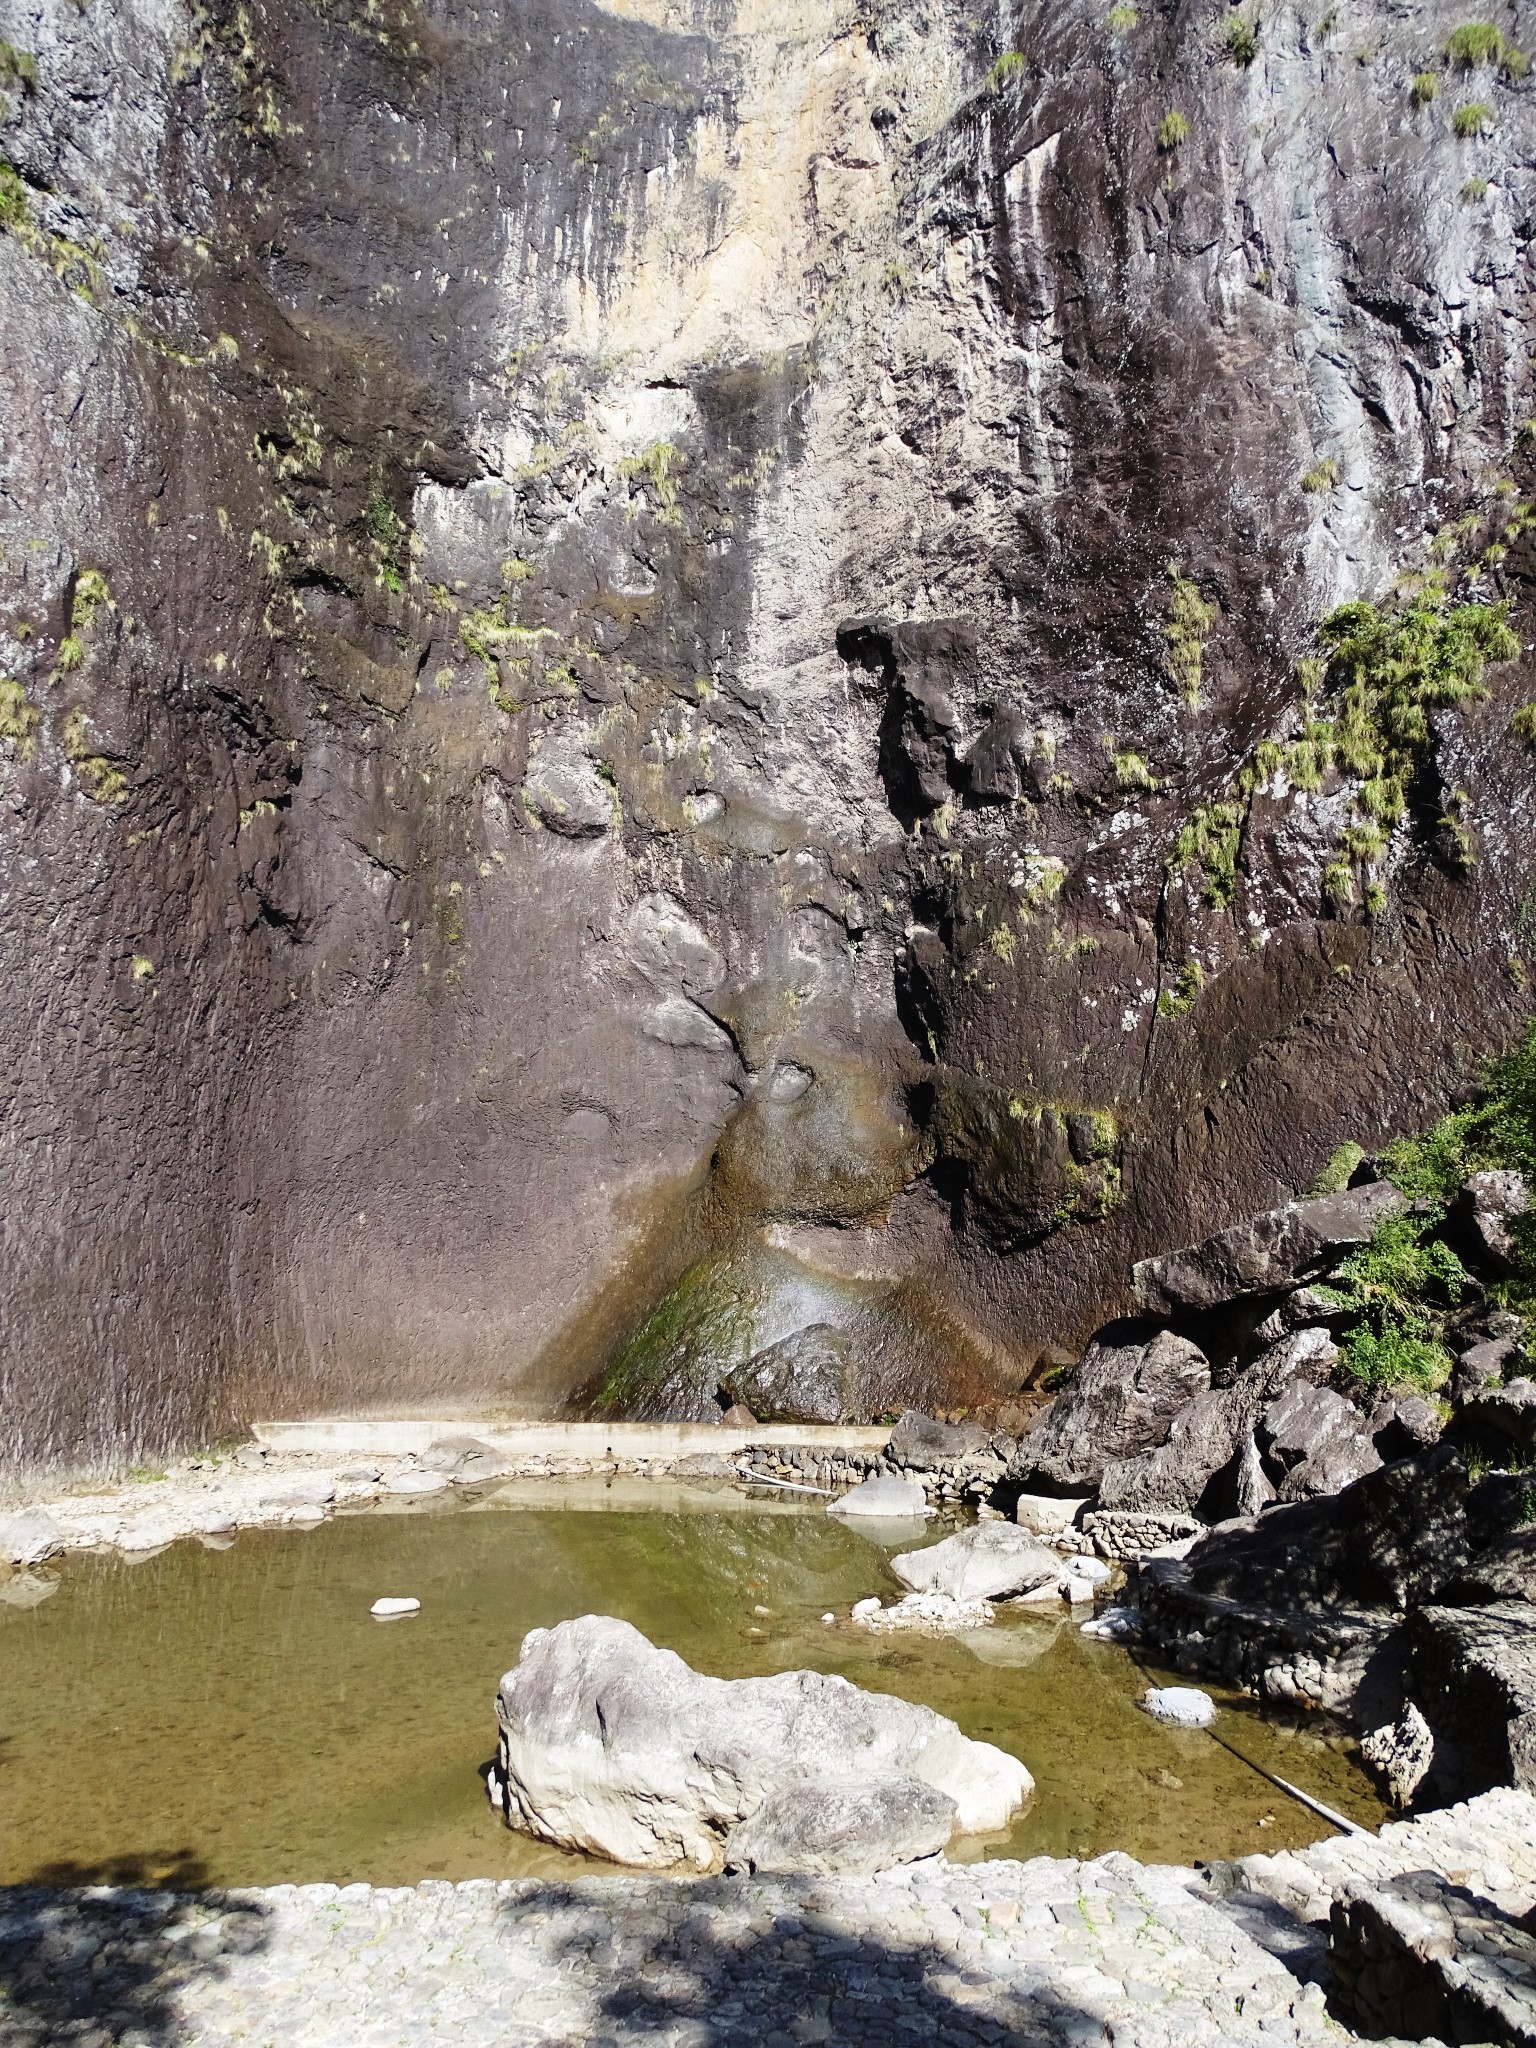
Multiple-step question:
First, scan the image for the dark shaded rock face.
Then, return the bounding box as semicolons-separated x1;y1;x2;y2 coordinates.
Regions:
1010;1324;1211;1493
4;0;1536;1472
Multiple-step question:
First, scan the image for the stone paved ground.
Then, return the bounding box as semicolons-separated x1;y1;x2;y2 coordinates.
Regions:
0;1849;1408;2048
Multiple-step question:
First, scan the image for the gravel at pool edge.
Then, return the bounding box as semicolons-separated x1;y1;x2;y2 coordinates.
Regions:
8;1790;1535;2048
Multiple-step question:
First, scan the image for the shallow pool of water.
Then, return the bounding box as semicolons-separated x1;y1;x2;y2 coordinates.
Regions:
0;1480;1385;1887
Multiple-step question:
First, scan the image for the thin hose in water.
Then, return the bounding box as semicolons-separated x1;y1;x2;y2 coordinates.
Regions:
1127;1645;1368;1837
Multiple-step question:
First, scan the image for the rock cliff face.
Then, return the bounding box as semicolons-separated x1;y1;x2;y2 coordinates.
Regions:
3;0;1536;1470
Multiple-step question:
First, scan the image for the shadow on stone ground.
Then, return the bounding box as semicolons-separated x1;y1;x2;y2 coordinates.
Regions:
0;1865;1346;2047
518;1878;1161;2048
0;1858;270;2048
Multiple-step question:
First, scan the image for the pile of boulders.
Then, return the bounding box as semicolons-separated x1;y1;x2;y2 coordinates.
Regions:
995;1167;1536;1814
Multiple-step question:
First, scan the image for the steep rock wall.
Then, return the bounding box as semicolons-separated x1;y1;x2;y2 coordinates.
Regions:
1;0;1534;1468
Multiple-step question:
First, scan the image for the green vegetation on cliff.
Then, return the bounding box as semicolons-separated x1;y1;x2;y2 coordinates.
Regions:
1316;1018;1536;1390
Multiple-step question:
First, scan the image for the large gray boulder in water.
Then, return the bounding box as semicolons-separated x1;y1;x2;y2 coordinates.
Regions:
490;1615;1032;1870
889;1522;1062;1601
1009;1327;1210;1494
1132;1182;1405;1316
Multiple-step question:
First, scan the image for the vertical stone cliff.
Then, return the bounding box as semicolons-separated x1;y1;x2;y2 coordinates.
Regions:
2;0;1535;1468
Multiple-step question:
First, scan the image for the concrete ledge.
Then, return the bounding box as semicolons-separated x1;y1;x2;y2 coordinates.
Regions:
252;1417;895;1459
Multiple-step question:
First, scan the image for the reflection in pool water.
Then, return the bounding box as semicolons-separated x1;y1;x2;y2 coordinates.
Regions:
0;1479;1385;1888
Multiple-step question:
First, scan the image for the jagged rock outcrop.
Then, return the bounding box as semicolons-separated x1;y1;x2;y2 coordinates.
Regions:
5;0;1536;1469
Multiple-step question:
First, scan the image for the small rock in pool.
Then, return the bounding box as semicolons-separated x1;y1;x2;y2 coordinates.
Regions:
1081;1605;1139;1641
371;1596;421;1618
851;1596;882;1619
1141;1685;1216;1727
1065;1555;1111;1584
827;1474;930;1518
386;1471;449;1496
821;1612;835;1624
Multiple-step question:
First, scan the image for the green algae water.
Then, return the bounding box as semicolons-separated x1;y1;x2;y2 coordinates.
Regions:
0;1482;1385;1888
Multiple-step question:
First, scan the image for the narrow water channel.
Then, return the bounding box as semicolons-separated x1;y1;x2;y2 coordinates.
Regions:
0;1480;1385;1887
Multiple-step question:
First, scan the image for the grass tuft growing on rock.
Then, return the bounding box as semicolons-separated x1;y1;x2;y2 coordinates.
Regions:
1163;564;1214;704
1169;801;1241;906
0;675;39;759
1156;959;1205;1018
1107;5;1139;29
987;50;1027;87
1446;21;1506;65
1156;110;1191;150
1411;69;1440;102
1302;456;1341;493
1223;13;1259;65
1454;99;1494;135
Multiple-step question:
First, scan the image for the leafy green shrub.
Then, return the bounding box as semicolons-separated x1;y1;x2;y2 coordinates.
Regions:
1315;1018;1536;1388
1157;110;1191;150
1340;1326;1455;1393
1454;99;1493;134
1411;69;1440;102
1324;1213;1465;1392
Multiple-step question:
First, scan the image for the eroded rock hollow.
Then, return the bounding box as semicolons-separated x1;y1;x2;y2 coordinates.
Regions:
3;0;1535;1470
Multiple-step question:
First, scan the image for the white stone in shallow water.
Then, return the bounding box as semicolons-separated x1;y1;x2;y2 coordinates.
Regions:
1014;1492;1092;1536
1065;1554;1111;1584
827;1474;930;1517
385;1471;449;1496
1081;1604;1140;1640
371;1597;421;1618
1142;1685;1216;1727
0;1510;64;1565
891;1522;1060;1603
854;1592;994;1634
